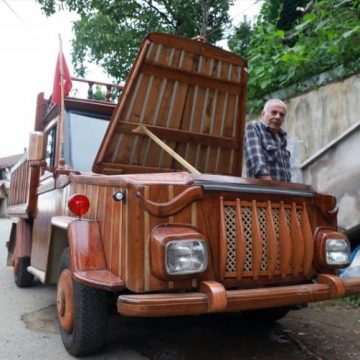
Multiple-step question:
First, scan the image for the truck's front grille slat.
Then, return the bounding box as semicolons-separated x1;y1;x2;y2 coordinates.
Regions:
221;199;313;280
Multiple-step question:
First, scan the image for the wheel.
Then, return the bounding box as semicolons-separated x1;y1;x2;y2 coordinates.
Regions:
56;248;109;356
243;307;289;324
14;256;34;288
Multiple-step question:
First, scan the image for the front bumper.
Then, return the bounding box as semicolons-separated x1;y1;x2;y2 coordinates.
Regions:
117;275;360;317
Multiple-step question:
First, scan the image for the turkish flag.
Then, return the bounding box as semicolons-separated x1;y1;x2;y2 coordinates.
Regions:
52;52;72;105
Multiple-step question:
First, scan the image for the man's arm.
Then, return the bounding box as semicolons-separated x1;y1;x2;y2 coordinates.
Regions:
244;122;271;179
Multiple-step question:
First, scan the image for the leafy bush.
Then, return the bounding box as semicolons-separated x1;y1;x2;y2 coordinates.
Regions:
230;0;360;113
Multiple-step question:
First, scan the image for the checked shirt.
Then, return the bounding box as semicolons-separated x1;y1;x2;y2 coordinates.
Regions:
244;121;291;182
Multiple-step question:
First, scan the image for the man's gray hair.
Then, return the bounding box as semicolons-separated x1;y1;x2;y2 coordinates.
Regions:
263;99;287;113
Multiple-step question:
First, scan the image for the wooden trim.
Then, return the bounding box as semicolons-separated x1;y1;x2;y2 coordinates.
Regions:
200;281;227;312
302;203;314;277
235;199;245;280
51;216;77;229
219;197;227;281
290;202;304;277
147;33;247;67
138;185;204;217
317;274;346;298
117;277;360;317
279;202;291;278
73;270;125;292
7;204;29;218
117;122;240;149
142;61;243;95
133;125;200;174
251;200;262;280
68;220;106;271
266;201;277;279
96;40;151;163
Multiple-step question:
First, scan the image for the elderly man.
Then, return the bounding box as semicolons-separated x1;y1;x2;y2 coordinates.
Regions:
244;99;291;182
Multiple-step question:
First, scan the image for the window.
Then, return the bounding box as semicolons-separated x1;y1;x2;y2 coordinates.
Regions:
45;126;57;168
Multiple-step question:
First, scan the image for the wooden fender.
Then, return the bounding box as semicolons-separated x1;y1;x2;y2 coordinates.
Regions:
67;220;124;291
7;219;32;268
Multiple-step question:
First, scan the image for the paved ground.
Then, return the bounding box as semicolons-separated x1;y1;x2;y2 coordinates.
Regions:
1;218;360;360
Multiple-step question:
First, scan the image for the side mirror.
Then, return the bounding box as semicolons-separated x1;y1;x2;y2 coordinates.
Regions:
28;132;45;161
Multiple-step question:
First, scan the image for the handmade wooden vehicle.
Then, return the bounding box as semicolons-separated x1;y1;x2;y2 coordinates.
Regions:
6;33;360;356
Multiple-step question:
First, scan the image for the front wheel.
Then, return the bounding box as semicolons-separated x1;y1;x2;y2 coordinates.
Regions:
56;248;109;356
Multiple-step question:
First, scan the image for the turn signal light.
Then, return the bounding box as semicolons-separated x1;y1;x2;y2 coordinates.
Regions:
67;194;90;217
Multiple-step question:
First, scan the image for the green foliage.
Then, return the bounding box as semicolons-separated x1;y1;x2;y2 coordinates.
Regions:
227;16;253;58
92;85;106;101
230;0;360;113
345;295;360;307
36;0;232;81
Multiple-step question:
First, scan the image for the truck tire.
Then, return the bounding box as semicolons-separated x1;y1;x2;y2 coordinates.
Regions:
56;248;108;356
14;256;34;288
243;307;289;324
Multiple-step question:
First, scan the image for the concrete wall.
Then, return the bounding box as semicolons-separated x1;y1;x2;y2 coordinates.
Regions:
286;73;360;231
284;73;360;163
303;127;360;231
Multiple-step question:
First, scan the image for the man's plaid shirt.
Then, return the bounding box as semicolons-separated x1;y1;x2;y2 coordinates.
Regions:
244;121;291;182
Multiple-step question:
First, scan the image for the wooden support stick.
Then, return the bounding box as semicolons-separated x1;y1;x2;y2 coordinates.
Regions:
132;125;201;174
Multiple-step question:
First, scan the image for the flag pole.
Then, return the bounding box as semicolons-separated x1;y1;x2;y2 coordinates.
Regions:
58;34;65;168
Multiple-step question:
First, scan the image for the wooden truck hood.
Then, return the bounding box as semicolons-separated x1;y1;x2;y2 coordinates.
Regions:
93;32;247;176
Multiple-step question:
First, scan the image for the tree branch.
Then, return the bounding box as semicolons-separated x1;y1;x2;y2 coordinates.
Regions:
139;0;175;27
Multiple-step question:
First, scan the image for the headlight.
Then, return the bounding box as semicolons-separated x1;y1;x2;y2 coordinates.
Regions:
150;224;209;280
315;227;351;269
326;238;350;265
166;239;208;275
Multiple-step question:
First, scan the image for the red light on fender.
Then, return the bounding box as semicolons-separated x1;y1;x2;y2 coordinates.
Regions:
67;194;90;217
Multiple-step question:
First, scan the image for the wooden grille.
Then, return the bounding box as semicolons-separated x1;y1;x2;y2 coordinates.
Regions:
220;198;314;280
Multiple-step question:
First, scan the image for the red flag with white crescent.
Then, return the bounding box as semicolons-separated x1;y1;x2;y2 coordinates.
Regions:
52;52;72;105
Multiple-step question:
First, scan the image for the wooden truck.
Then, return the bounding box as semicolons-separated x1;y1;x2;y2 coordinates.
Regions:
6;33;360;356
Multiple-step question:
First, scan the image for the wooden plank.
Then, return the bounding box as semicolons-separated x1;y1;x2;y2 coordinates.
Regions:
133;126;200;174
152;49;194;169
266;201;278;279
235;199;246;279
290;202;304;277
279;202;292;278
302;203;314;277
251;200;262;280
142;62;242;95
219;197;227;281
147;33;247;67
96;39;150;163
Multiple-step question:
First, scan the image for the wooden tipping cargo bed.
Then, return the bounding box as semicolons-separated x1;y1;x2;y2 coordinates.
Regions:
93;33;247;176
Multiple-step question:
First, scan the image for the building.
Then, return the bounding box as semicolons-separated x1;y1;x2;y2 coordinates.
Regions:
0;154;23;217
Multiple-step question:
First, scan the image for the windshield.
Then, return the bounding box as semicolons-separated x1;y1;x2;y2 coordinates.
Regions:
65;111;110;171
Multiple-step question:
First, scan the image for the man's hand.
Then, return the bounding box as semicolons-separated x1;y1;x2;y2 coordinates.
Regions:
258;175;272;181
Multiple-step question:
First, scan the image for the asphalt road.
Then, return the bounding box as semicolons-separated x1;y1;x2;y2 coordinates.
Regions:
3;217;358;360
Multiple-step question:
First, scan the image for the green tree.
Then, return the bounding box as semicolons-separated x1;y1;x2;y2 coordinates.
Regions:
228;15;253;58
230;0;360;113
36;0;233;81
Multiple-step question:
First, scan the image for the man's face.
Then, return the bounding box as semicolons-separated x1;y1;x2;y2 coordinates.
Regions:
261;102;287;134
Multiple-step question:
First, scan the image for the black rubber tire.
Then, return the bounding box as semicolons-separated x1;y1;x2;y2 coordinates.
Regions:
14;256;34;288
57;248;109;356
243;307;290;324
